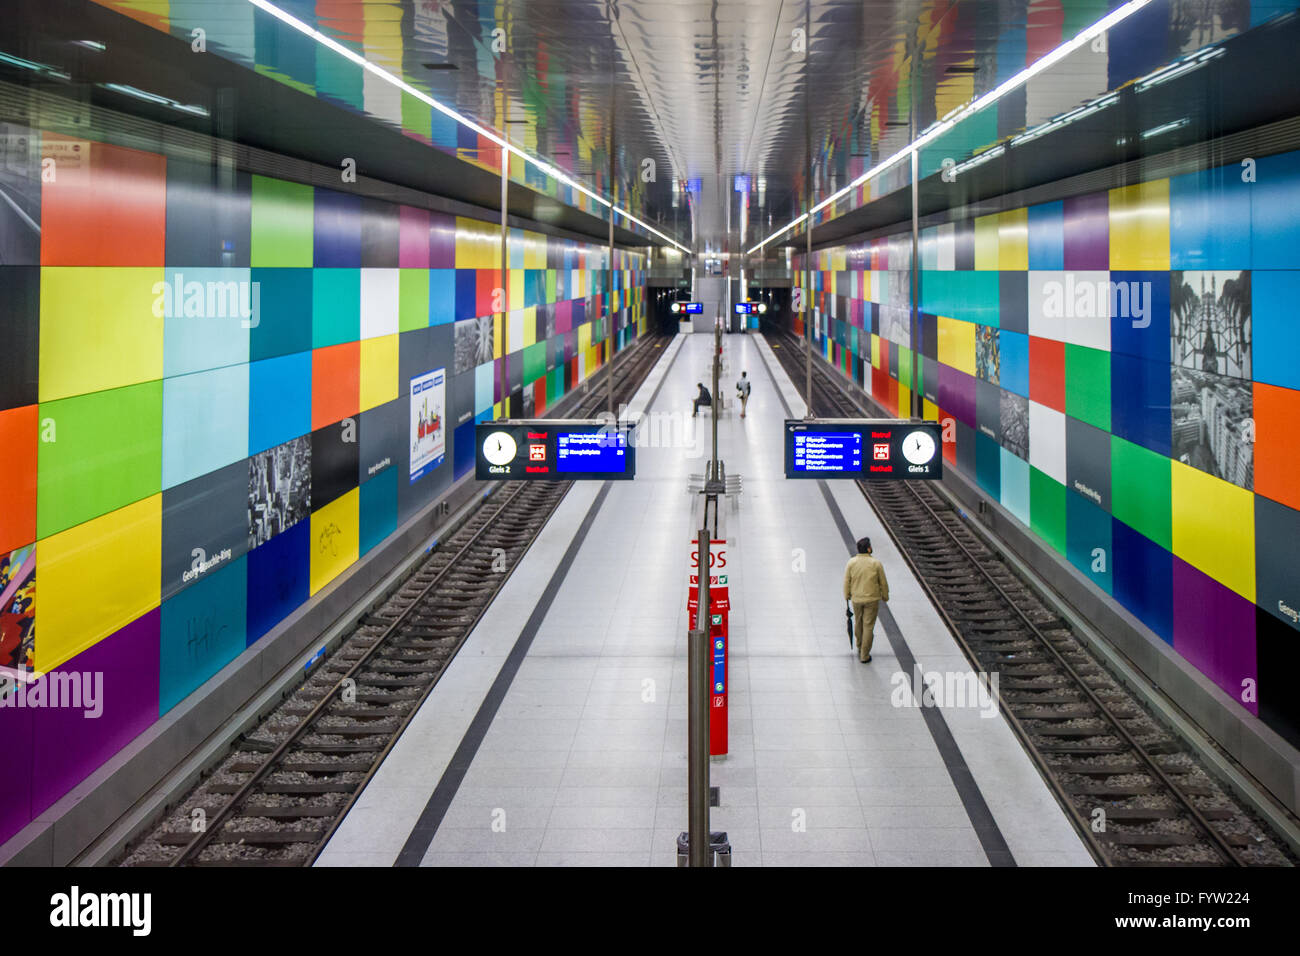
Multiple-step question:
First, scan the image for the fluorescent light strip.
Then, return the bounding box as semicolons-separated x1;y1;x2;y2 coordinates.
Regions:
246;0;690;253
749;0;1156;254
1134;45;1225;92
1142;118;1189;139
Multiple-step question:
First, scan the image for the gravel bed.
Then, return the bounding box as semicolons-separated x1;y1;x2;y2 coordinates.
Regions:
283;751;373;767
224;816;325;833
120;841;182;866
266;770;366;785
245;793;345;809
195;842;313;863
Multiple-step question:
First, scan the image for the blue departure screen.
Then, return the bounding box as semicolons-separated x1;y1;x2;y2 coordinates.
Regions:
790;432;862;473
556;431;628;473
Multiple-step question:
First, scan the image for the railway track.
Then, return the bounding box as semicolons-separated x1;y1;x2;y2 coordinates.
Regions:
118;336;667;867
768;329;1294;867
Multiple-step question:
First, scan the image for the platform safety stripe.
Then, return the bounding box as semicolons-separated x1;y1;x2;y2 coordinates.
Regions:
394;480;614;866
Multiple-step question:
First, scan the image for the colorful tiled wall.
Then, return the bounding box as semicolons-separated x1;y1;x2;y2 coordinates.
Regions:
0;124;645;846
796;149;1300;749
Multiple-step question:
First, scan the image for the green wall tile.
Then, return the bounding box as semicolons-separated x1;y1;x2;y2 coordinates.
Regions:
1030;465;1067;556
37;381;163;538
399;268;429;332
1065;343;1111;431
251;175;313;267
1110;434;1172;551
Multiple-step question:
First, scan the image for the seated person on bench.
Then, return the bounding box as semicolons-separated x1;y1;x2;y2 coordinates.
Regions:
692;382;712;417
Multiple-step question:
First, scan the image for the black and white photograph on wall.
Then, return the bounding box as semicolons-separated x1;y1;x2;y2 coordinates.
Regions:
1000;390;1030;461
1171;270;1251;380
454;315;494;374
1171;367;1254;490
976;326;1000;384
1171;0;1250;51
0;122;40;265
248;435;312;549
878;271;912;346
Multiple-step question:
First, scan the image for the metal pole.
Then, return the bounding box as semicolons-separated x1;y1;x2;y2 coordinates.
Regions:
607;73;616;416
688;531;712;867
802;0;812;419
711;324;720;480
910;148;920;420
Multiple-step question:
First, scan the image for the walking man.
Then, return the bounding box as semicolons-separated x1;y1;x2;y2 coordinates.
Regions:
735;371;751;418
844;537;889;662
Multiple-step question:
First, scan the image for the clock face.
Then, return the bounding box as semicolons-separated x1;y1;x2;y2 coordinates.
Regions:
482;431;517;467
901;429;937;466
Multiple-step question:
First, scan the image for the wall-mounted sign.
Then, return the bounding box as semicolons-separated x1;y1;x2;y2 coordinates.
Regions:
410;368;446;482
476;420;636;481
784;419;942;480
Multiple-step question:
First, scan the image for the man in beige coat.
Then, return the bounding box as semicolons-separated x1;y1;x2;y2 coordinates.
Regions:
844;537;889;662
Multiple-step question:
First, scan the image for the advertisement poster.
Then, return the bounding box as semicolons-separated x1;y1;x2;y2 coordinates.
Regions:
410;367;446;482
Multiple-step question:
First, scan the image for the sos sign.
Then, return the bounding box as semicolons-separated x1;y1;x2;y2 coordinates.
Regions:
687;539;727;589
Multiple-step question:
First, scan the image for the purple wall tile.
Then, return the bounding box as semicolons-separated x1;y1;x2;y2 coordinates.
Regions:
0;699;34;847
1063;192;1110;271
1172;559;1258;715
429;210;456;269
398;206;430;268
30;609;162;818
938;365;977;428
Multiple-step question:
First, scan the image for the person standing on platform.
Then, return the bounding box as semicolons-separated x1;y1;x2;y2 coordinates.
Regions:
692;382;712;417
843;537;889;663
735;371;751;418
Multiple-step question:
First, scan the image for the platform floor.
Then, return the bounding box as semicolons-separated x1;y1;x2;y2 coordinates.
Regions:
317;332;1094;867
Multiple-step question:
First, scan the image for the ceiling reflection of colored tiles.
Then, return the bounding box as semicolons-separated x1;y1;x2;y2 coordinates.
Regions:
83;1;1300;253
88;0;649;238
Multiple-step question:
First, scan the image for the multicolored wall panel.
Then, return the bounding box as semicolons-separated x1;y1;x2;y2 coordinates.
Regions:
797;148;1300;750
0;122;645;846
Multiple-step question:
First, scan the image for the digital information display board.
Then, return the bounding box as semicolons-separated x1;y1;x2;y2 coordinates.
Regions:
476;420;635;481
784;419;942;480
670;301;704;314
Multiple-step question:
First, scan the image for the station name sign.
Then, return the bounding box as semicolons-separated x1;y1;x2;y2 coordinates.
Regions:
784;419;943;480
476;419;635;481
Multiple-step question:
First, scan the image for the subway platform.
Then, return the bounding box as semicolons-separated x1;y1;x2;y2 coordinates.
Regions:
315;332;1092;867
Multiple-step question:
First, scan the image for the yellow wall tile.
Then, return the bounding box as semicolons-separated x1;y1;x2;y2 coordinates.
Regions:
455;216;499;269
523;306;537;348
359;334;399;411
1171;461;1255;601
1109;180;1170;270
937;316;977;376
997;208;1029;270
309;488;359;596
974;214;999;270
41;267;164;402
36;495;161;672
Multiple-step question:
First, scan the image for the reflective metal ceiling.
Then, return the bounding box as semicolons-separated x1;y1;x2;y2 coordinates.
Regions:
52;1;1295;254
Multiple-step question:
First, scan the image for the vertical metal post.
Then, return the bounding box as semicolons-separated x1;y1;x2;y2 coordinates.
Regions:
711;324;720;480
910;148;920;420
607;90;616;415
688;531;712;867
802;0;813;419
